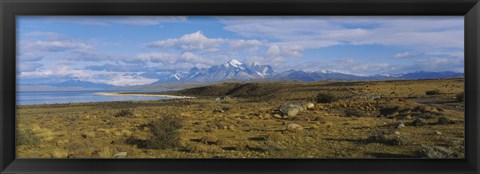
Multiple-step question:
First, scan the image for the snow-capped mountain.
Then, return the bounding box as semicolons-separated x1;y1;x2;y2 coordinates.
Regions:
153;59;464;84
154;59;274;84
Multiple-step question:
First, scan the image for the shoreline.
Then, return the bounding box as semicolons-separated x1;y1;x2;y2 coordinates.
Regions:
94;92;195;99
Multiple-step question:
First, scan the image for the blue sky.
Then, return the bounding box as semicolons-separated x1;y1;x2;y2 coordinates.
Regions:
17;16;464;86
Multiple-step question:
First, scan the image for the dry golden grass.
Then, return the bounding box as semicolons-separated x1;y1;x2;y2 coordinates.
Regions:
16;78;464;158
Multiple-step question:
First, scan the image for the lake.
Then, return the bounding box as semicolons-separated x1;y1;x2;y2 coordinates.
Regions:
16;90;171;105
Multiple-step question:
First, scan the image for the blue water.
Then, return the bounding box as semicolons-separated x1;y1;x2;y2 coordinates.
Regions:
16;90;171;105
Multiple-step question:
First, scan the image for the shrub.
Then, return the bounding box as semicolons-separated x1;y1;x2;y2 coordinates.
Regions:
115;109;134;118
379;106;401;116
366;130;389;144
200;135;218;144
16;127;39;146
411;117;428;126
390;136;410;146
344;108;367;117
425;89;441;95
146;115;183;149
455;91;464;102
315;93;338;103
365;130;409;146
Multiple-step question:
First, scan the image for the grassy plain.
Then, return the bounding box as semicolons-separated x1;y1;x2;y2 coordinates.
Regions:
16;78;464;158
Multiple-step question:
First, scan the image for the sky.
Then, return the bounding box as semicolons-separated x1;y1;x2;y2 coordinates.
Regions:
17;16;464;86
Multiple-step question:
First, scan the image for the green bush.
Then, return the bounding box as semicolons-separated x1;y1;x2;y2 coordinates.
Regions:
115;109;134;118
455;91;464;102
425;89;441;95
315;93;338;103
146;115;183;149
437;117;455;125
411;117;428;126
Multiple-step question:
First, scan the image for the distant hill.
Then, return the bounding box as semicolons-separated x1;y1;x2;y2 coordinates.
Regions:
153;59;464;84
19;60;464;91
51;80;116;89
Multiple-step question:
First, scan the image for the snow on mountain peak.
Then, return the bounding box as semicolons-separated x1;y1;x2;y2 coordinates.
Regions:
227;59;243;67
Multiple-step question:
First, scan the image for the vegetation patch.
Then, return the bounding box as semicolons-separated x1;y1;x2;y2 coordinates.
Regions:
115;109;135;118
145;115;184;149
315;93;338;103
425;89;441;95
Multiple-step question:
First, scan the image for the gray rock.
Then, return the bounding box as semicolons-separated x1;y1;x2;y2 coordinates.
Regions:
279;103;304;117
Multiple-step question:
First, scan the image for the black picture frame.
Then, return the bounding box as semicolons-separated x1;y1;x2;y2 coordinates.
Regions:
1;0;479;173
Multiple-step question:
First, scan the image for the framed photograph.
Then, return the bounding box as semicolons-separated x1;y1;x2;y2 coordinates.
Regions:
1;0;479;173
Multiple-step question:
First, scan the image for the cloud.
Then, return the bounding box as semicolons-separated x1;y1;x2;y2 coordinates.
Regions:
91;73;158;86
17;63;43;72
25;40;90;52
137;53;179;64
221;16;464;51
394;52;420;59
229;39;263;51
17;52;45;62
146;31;224;52
22;16;188;26
24;31;63;38
85;64;146;72
19;65;158;86
264;44;304;62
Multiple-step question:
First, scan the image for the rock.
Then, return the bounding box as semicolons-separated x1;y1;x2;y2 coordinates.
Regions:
397;123;406;129
435;131;442;135
286;123;303;133
304;102;315;110
278;103;304;117
114;152;127;158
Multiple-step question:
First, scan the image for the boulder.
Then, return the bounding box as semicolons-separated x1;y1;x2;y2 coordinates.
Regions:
279;103;304;117
304;102;315;110
286;123;304;133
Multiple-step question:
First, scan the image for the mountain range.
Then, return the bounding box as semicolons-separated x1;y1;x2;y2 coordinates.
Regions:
21;59;464;90
152;59;464;84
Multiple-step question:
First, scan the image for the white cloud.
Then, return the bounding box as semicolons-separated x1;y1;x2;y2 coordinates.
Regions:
146;31;224;52
26;40;90;52
265;44;304;62
137;53;179;64
229;39;263;51
394;52;418;59
17;63;43;72
19;65;158;86
221;16;464;51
